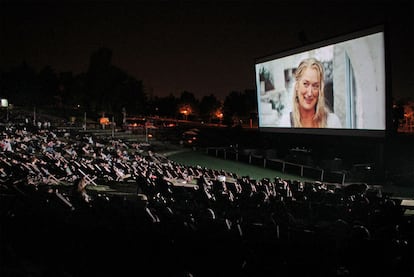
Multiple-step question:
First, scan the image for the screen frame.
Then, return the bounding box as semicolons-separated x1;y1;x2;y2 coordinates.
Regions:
254;24;390;138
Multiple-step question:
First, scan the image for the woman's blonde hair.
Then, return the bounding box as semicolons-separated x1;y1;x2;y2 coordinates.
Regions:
291;57;329;127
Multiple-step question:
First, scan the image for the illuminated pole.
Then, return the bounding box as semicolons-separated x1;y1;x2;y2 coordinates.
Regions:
112;116;115;138
33;107;36;126
101;112;105;130
84;112;87;131
122;107;126;127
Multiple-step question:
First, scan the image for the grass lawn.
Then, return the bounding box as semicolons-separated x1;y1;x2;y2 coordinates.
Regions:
166;149;414;198
167;148;315;182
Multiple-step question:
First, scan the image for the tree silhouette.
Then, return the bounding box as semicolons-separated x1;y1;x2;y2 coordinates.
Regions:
199;94;221;123
84;47;147;119
223;89;257;126
0;47;259;125
38;66;59;107
148;94;178;118
2;62;39;106
178;91;199;119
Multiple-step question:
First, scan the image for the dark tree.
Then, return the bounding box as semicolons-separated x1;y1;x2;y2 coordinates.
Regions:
148;94;178;118
178;91;199;119
199;94;221;123
84;47;147;119
38;66;59;107
223;89;257;126
2;62;40;106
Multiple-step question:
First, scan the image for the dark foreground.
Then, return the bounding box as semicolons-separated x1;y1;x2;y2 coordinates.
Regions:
1;125;413;277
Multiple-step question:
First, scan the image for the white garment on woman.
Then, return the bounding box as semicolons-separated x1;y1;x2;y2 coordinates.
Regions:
278;112;341;128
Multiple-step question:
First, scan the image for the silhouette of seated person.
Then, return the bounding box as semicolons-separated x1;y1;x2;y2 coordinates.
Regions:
133;193;160;224
192;176;215;208
193;207;238;276
211;179;235;209
343;183;369;197
71;176;91;208
346;223;373;276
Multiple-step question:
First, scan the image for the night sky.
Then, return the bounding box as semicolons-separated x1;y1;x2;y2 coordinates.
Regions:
1;0;413;100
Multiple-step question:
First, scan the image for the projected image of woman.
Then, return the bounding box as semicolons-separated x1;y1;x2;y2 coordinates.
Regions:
280;57;341;128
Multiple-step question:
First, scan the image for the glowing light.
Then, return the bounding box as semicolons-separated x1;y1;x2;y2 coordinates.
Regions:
99;117;110;125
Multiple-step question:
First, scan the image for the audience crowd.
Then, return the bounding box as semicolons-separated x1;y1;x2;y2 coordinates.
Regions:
1;121;413;277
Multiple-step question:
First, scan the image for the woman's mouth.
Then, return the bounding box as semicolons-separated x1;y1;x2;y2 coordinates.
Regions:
303;97;314;104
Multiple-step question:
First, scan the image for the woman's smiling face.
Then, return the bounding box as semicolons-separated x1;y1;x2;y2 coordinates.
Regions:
297;67;320;113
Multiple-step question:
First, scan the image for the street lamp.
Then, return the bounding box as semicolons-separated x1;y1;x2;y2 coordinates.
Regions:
215;109;223;125
180;105;192;121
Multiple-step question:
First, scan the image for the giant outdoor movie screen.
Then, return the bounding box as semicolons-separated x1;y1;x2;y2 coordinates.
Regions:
255;26;386;137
